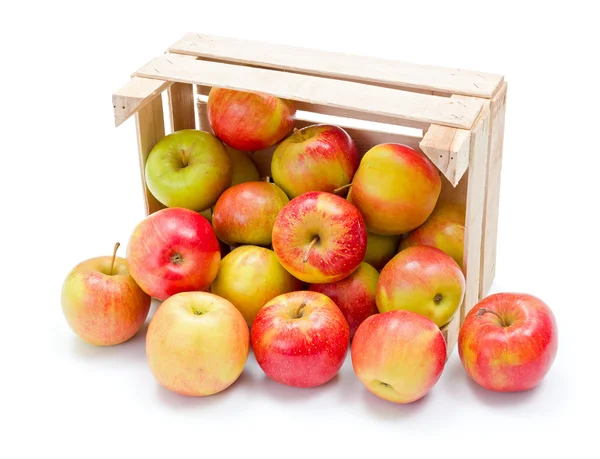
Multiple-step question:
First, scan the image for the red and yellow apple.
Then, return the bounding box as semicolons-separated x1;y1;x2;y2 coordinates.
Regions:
309;262;378;338
350;143;441;235
400;201;466;270
211;245;303;326
126;208;221;300
272;191;367;283
271;124;359;198
364;232;400;271
208;88;296;151
377;245;465;327
146;291;249;396
458;293;558;392
251;291;349;388
352;310;446;404
225;145;260;186
212;182;289;246
145;129;232;211
61;243;151;346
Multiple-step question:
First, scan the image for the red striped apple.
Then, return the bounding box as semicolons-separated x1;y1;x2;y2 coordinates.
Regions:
126;208;220;301
212;182;289;246
350;143;441;235
377;245;465;327
364;232;400;271
146;292;249;396
61;243;151;346
400;201;466;271
458;293;558;392
272;191;367;283
208;88;296;151
352;310;446;404
145;129;232;211
251;291;349;388
271;124;359;198
211;245;303;326
309;262;378;338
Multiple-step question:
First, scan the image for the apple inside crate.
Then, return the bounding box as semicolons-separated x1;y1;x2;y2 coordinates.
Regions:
112;33;508;356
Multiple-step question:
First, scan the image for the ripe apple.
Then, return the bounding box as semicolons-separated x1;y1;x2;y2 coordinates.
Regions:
251;291;349;388
350;143;441;235
400;201;466;270
458;293;558;392
376;245;465;327
211;245;303;326
61;243;151;346
272;191;367;283
146;291;249;396
271;124;359;198
212;182;289;246
145;129;232;211
309;262;378;338
364;232;400;271
352;310;446;404
208;88;296;151
126;207;221;301
225;145;260;186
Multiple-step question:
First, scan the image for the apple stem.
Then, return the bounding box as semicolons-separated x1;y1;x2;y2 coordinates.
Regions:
333;183;352;194
180;149;188;167
303;236;319;263
110;242;120;276
295;302;307;318
476;308;508;327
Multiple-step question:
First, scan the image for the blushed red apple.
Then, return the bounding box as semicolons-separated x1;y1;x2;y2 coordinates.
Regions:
272;191;367;283
208;88;296;151
458;293;558;392
251;291;350;388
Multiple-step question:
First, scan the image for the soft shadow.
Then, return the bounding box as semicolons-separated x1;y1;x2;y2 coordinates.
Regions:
70;322;149;362
259;372;341;403
360;386;433;420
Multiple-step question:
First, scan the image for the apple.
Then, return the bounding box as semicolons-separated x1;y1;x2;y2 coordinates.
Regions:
272;191;367;283
309;262;378;338
61;243;151;346
458;293;558;392
212;182;289;246
208;88;296;151
349;143;441;235
364;232;400;271
400;201;466;270
376;245;465;327
251;291;349;388
146;291;249;396
271;124;359;198
352;310;446;404
145;129;232;211
211;245;303;326
225;145;261;186
126;207;221;300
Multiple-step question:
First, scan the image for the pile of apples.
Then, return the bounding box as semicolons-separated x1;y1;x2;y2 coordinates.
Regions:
61;88;558;403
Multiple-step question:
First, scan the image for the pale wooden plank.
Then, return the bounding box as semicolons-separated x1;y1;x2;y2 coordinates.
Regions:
461;100;491;319
440;313;460;358
113;77;171;127
480;82;508;298
196;86;212;132
135;96;166;215
134;56;485;130
168;83;196;131
169;33;504;98
420;125;471;186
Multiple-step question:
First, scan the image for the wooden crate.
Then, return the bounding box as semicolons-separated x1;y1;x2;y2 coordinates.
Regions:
112;33;507;355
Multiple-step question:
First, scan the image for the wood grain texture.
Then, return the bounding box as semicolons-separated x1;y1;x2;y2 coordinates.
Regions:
169;33;504;98
480;82;508;297
134;56;485;129
420;124;471;186
168;83;196;131
113;77;171;127
461;100;491;319
135;96;166;215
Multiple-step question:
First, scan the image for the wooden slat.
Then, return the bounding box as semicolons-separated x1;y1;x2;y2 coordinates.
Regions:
480;82;508;297
461;99;491;319
441;313;460;358
169;33;504;98
168;83;196;131
135;96;166;215
420;124;471;186
196;86;212;132
113;77;171;127
134;56;485;130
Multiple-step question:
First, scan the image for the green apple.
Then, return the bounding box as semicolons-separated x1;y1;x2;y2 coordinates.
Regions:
145;129;232;211
225;146;260;185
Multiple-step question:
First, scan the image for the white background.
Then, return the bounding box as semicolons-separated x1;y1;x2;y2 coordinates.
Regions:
1;1;596;457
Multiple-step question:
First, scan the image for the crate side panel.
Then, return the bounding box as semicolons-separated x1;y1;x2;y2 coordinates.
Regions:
168;83;196;131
